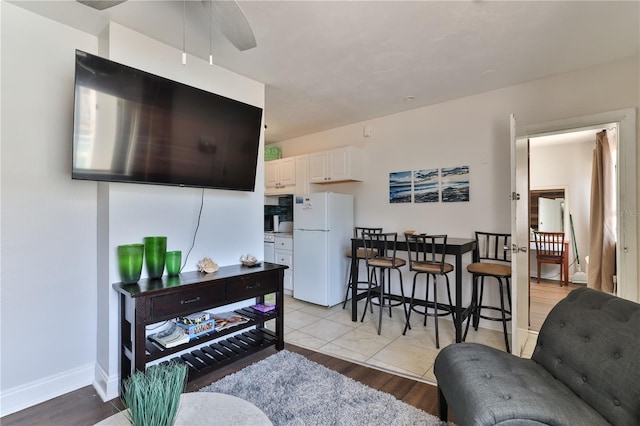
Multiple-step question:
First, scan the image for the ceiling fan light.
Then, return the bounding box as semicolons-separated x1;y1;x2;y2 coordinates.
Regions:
209;0;213;65
181;0;186;65
76;0;127;11
204;0;257;51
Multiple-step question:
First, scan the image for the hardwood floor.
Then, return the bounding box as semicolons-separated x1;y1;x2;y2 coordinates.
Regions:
1;344;442;426
529;278;581;332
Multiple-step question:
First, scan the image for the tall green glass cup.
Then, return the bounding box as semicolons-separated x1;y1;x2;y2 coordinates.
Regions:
117;244;144;284
144;236;167;279
166;250;182;276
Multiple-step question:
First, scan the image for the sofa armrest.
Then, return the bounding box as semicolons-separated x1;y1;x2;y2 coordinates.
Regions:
532;287;640;425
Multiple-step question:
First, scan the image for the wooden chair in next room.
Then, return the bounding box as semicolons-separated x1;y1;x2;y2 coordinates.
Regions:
533;231;567;286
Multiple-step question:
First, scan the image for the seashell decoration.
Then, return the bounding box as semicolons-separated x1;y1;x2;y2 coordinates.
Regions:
240;254;257;266
197;257;219;274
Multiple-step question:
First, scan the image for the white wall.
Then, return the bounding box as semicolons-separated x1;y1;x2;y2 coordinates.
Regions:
274;55;640;321
1;2;98;414
0;3;265;415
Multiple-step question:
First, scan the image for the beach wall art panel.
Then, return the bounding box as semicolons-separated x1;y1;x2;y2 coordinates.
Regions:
441;165;470;202
413;169;439;203
389;171;412;203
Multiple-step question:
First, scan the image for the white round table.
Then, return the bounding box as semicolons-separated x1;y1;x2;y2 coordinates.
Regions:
95;392;272;426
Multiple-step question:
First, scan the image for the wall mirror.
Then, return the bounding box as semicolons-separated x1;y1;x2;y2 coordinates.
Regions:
529;189;566;233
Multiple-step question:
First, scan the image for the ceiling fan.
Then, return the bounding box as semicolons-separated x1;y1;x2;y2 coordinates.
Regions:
76;0;257;51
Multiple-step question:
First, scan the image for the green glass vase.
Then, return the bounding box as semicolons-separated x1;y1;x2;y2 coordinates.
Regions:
165;250;182;276
144;236;167;279
117;244;144;284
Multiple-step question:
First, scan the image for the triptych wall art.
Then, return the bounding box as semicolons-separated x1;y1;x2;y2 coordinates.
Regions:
389;165;469;204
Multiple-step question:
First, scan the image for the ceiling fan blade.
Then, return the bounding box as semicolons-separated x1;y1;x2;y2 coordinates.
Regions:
76;0;127;10
204;0;257;51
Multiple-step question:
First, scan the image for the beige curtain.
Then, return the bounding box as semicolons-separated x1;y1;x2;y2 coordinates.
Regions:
588;130;616;293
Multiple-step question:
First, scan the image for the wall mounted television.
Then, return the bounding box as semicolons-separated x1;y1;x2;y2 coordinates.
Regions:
72;50;263;191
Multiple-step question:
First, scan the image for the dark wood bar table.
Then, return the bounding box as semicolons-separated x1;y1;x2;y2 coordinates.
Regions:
349;236;476;343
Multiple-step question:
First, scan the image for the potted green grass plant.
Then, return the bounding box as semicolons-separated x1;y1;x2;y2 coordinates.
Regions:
121;361;188;426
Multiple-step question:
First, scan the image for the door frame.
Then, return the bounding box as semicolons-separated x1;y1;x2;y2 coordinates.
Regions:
513;108;637;354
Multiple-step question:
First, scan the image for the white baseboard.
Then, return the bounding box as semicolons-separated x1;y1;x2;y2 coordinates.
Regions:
0;363;94;417
92;362;121;402
520;329;540;358
516;327;529;355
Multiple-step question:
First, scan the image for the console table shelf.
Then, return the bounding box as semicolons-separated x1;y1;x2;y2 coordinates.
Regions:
164;327;278;381
113;263;286;387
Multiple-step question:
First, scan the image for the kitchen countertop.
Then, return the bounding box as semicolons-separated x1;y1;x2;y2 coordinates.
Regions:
265;231;293;238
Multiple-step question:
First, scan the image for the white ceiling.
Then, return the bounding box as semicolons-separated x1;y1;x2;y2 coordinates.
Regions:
10;1;640;144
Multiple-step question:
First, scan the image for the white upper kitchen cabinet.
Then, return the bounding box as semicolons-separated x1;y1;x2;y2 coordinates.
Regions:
295;154;310;195
308;146;364;184
265;157;296;194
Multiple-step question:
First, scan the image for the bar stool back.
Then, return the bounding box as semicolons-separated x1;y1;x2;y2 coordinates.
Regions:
360;231;408;335
464;231;512;352
342;227;383;309
403;233;454;348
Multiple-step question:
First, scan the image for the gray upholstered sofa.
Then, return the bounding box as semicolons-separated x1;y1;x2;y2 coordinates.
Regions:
434;286;640;425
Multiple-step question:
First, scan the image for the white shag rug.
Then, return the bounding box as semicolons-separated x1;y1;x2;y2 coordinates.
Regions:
199;350;449;426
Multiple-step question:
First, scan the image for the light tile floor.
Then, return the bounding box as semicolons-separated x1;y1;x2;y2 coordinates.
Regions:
268;295;508;385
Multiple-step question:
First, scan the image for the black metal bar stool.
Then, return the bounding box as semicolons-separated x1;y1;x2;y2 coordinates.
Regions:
360;231;408;335
464;231;512;352
342;227;383;309
403;233;454;348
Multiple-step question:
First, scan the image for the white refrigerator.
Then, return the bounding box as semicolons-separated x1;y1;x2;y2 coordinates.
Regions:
293;192;354;306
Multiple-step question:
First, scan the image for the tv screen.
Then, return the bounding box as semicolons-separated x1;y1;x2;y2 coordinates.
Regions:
72;50;263;191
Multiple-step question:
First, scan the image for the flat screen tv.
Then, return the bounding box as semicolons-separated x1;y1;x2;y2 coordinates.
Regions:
72;50;263;191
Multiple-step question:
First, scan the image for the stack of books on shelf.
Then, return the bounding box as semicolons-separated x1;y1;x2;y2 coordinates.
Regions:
251;303;276;314
148;310;252;347
149;323;189;348
212;312;250;331
175;311;216;339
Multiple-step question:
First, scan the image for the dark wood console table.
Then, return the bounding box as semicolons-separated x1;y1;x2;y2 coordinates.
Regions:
113;262;287;387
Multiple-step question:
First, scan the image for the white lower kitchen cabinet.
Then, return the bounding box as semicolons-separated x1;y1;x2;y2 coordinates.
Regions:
275;235;294;294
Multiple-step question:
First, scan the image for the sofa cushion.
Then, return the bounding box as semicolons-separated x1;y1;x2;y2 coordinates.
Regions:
532;287;640;426
434;343;609;425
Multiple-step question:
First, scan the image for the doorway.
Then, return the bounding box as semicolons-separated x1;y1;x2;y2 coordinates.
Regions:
528;129;602;330
512;108;637;355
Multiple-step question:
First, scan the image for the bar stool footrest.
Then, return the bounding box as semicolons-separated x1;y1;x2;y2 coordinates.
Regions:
409;305;453;318
370;295;404;309
477;305;512;322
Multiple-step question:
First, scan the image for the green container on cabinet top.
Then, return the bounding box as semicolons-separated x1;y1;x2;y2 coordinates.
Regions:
264;146;281;161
